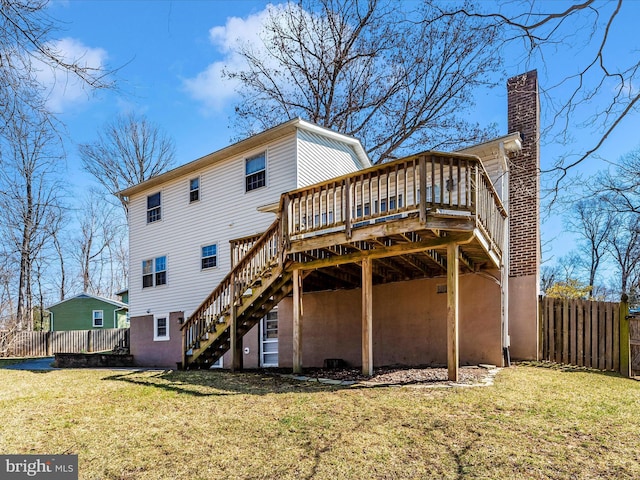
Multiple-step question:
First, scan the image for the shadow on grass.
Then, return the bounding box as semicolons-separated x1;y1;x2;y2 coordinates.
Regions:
102;368;347;397
517;361;628;380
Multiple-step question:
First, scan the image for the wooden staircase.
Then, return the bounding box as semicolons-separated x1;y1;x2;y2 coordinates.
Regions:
181;152;509;370
181;219;291;369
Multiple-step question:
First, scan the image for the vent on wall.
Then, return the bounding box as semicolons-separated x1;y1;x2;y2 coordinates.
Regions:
436;284;447;294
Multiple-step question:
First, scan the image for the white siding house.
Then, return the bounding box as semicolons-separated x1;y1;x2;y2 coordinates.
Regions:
117;72;540;371
119;119;370;321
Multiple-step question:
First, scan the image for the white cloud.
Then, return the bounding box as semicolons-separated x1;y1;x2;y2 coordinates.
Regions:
183;5;279;112
33;37;108;112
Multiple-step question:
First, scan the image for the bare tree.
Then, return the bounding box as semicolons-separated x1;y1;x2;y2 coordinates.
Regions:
79;113;176;212
599;148;640;216
50;224;68;302
225;0;501;163
0;0;111;129
0;109;64;330
441;1;639;186
606;214;640;297
72;193;121;295
567;197;614;297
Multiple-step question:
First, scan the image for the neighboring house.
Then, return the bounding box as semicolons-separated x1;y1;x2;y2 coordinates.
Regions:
115;289;129;305
119;71;540;378
48;293;129;331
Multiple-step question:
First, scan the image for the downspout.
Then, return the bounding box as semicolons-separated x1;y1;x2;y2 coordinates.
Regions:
499;142;511;366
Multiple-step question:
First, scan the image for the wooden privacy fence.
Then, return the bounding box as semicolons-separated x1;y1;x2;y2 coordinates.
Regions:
0;328;129;358
539;297;621;372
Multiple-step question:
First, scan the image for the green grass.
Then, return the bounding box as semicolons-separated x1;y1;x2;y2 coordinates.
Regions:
0;365;639;479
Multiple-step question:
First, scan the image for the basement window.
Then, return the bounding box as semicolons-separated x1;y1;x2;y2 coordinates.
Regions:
154;315;169;341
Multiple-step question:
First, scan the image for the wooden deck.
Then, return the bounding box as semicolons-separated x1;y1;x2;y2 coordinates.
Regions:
181;152;507;379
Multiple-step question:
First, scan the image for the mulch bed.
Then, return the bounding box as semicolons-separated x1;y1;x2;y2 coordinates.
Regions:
285;365;492;385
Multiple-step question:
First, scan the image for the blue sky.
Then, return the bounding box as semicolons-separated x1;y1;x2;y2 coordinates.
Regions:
43;0;640;274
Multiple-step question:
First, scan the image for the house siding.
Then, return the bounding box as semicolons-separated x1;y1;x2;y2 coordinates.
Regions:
128;135;299;318
296;129;365;186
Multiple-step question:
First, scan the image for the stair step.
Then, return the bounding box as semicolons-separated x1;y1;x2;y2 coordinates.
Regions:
185;261;293;367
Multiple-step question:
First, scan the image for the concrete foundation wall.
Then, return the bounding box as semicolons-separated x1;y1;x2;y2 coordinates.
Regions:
276;274;503;369
130;311;184;367
130;274;505;370
508;275;539;360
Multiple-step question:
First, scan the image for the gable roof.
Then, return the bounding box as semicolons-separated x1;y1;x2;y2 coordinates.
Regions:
47;292;128;310
117;118;370;199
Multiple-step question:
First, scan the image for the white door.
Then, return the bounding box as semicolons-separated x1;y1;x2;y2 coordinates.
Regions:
260;309;278;367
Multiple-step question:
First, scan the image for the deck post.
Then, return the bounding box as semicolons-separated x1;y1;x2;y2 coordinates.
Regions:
230;272;242;372
447;242;459;382
292;268;303;374
362;256;373;376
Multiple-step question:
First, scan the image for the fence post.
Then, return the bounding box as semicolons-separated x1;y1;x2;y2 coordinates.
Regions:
619;294;631;378
87;329;93;353
45;331;52;356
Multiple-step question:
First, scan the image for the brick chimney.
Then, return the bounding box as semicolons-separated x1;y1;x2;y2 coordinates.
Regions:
506;70;540;360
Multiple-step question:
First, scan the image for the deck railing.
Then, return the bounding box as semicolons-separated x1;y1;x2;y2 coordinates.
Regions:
281;152;506;255
181;219;282;355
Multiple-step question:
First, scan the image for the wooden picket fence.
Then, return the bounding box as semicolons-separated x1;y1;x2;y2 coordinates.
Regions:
0;328;129;358
539;296;622;371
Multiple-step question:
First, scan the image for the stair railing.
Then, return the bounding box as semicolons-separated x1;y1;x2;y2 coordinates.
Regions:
181;219;281;363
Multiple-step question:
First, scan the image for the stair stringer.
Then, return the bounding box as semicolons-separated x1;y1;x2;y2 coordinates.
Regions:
185;264;294;368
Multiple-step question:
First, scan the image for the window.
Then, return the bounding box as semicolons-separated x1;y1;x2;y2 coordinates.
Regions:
93;310;104;328
201;244;217;269
189;178;200;203
142;256;167;288
154;315;169;341
245;152;266;192
377;195;403;213
356;203;370;217
147;192;161;223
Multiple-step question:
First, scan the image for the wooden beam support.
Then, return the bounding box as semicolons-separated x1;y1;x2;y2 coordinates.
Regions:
362;257;373;376
292;268;303;374
290;232;474;271
288;213;475;254
447;242;459;382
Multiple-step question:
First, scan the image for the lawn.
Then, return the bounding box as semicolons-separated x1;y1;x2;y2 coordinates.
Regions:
0;364;638;479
